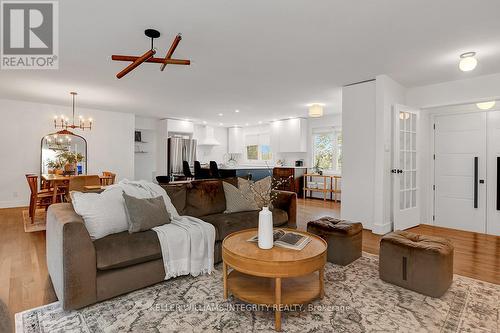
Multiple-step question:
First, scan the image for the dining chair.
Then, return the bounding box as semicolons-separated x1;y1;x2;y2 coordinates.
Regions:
68;175;101;192
209;161;221;178
182;161;194;179
25;174;63;223
194;161;210;180
101;171;116;186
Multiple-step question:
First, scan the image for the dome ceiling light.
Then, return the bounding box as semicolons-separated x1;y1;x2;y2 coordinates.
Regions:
308;104;324;118
459;52;477;72
476;101;496;110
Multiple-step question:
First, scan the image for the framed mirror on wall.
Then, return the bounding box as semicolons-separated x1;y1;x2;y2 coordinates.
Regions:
40;130;88;176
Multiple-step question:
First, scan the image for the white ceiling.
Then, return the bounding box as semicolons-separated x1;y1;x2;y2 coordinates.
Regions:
1;0;500;126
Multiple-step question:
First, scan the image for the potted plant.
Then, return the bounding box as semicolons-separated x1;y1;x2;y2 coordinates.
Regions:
46;159;63;174
313;156;323;175
57;151;85;175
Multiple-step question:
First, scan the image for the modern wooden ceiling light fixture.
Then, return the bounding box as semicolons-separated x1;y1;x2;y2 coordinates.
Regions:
111;29;190;79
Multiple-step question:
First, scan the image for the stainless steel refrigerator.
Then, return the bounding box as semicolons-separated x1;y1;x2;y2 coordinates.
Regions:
167;137;197;178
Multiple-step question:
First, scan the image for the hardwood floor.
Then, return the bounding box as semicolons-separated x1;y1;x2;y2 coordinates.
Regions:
0;200;499;323
0;208;56;322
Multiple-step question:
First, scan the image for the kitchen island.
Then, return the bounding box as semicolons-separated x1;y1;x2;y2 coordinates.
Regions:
219;166;307;198
218;165;273;181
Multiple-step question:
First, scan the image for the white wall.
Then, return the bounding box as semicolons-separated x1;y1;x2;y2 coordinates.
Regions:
373;75;407;233
0;98;135;208
341;81;376;230
134;116;157;182
407;72;500;108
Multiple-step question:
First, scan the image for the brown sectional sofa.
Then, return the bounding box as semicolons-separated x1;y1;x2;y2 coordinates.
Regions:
46;178;297;310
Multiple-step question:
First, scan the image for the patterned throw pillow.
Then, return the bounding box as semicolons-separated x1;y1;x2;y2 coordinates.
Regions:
222;181;260;213
238;176;272;208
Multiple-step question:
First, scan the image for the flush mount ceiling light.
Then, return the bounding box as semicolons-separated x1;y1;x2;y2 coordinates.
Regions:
476;101;496;110
308;103;324;117
459;52;477;72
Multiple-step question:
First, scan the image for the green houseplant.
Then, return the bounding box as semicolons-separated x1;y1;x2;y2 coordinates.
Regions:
56;151;85;175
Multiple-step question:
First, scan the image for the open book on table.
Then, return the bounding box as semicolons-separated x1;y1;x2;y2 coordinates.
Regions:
247;229;311;250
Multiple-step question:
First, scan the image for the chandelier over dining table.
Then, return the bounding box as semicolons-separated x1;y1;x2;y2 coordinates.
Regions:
54;92;93;130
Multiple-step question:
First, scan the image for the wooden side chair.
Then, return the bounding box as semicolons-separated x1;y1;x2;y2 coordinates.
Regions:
25;174;64;223
68;175;101;192
101;171;116;186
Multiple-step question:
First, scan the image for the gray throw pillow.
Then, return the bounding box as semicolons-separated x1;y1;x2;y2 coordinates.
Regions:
123;193;170;233
222;181;260;213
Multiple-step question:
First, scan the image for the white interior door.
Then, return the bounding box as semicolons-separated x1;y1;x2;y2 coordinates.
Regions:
434;113;487;233
486;111;500;236
393;105;420;230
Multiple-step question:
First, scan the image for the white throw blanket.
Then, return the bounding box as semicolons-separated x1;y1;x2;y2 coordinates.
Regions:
109;180;215;279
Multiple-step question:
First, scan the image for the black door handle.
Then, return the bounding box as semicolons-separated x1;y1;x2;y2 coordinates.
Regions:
474;157;478;209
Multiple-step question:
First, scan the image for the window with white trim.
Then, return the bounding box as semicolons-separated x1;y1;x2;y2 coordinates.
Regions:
245;133;272;162
312;128;342;173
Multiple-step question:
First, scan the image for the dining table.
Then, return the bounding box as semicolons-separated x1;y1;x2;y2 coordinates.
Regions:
41;174;111;203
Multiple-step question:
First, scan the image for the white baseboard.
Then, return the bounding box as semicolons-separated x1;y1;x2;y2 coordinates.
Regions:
372;222;393;235
0;199;28;209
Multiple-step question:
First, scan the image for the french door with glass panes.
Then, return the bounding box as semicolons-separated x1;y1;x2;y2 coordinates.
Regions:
393;105;420;230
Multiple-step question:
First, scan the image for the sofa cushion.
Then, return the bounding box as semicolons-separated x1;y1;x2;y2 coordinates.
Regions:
162;183;187;215
93;230;161;270
123;193;170;233
184;180;226;217
222;181;259;213
201;208;288;241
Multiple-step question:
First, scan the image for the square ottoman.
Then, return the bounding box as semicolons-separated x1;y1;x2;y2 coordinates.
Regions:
379;230;454;297
307;216;363;266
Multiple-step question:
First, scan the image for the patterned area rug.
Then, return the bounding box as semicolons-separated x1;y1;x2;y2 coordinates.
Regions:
15;254;499;332
22;209;46;232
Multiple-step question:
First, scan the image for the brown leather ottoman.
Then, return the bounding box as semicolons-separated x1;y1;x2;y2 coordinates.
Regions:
379;230;454;298
307;217;362;266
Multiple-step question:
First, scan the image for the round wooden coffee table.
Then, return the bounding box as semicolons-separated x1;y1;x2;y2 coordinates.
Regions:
222;228;327;331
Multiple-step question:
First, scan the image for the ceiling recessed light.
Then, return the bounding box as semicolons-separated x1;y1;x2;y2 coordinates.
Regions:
218;113;223;116
459;52;477;72
476;101;496;110
245;123;249;126
235;109;240;113
219;122;223;126
202;121;207;124
258;121;263;124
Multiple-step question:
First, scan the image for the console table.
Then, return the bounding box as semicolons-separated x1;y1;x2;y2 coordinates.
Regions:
303;174;341;202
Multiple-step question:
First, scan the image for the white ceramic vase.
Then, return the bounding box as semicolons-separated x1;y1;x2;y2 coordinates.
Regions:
258;206;273;249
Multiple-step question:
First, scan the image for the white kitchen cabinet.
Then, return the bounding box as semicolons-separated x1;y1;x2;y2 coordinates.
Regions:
228;126;244;153
277;118;308;152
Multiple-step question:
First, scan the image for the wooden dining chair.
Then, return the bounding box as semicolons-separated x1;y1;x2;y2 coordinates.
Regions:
101;171;116;186
25;174;63;223
68;175;101;192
